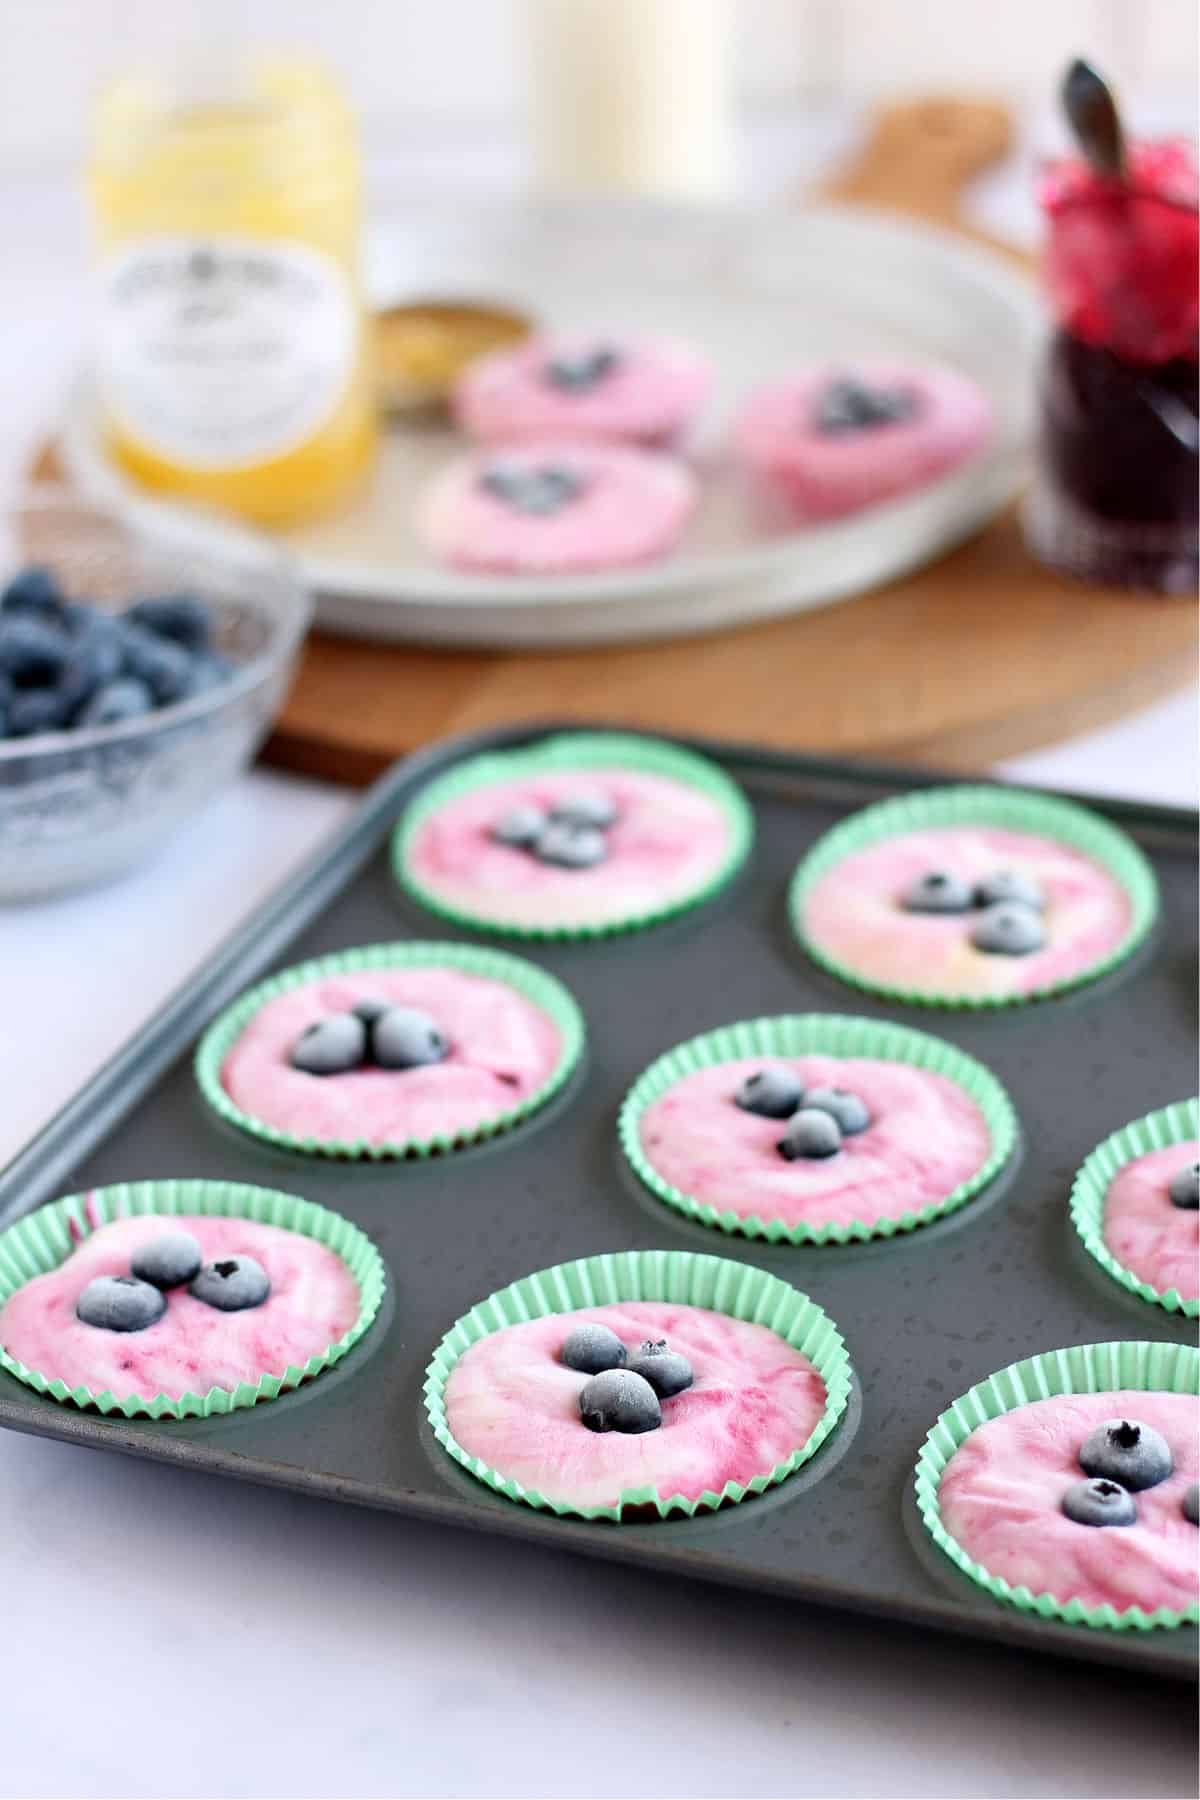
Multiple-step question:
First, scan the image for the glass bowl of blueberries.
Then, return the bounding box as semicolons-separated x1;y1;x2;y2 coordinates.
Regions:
0;489;311;899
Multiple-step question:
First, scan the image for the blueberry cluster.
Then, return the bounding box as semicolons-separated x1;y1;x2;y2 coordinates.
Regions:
290;998;450;1076
75;1229;270;1333
814;376;917;436
479;463;585;517
560;1323;694;1435
0;565;232;740
1168;1161;1199;1209
734;1066;872;1162
901;867;1047;957
490;786;618;871
1059;1418;1195;1527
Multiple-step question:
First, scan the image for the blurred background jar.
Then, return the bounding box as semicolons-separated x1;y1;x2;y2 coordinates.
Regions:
88;57;377;527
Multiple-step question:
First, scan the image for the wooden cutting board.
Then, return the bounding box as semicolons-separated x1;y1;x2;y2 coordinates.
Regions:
47;101;1200;784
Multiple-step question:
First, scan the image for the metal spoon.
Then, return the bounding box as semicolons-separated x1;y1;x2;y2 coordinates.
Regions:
1061;58;1126;180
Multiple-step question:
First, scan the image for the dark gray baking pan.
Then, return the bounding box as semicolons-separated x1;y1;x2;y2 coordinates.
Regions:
1;724;1195;1680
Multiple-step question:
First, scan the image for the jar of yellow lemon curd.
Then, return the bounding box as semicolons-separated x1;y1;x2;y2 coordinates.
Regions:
89;60;377;526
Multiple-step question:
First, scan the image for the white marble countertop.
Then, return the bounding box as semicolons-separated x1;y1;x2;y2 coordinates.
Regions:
0;114;1196;1800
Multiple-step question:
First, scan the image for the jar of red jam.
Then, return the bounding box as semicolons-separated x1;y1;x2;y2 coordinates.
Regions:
1023;137;1198;593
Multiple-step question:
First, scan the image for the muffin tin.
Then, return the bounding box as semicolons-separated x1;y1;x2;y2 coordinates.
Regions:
0;724;1194;1679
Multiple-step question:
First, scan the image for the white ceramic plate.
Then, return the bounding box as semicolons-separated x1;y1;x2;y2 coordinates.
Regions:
60;195;1040;648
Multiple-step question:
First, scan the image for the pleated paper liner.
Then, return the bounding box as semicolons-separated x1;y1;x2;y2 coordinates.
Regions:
1070;1099;1199;1318
618;1013;1018;1244
0;1179;386;1419
424;1248;852;1521
915;1340;1200;1631
195;940;585;1159
789;784;1159;1008
392;730;755;941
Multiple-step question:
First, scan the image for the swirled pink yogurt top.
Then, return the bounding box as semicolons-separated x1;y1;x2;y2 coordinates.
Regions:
1102;1142;1200;1301
405;768;735;931
221;966;564;1147
734;360;992;521
802;825;1133;1000
444;1300;829;1511
637;1054;993;1230
453;334;711;447
938;1390;1199;1615
0;1213;360;1402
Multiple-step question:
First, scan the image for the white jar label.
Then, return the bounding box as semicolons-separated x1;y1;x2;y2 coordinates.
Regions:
96;237;358;470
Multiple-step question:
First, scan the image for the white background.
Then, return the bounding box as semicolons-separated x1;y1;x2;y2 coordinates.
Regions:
0;23;1197;1800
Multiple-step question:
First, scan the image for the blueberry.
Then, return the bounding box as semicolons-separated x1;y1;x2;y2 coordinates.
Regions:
735;1067;804;1119
127;594;213;652
372;1006;450;1069
626;1339;694;1399
59;611;126;714
560;1323;627;1375
969;902;1045;956
1;565;63;620
179;651;234;698
189;1254;270;1312
1183;1484;1199;1525
8;687;71;736
116;621;194;704
548;787;617;830
131;1230;203;1290
0;615;69;686
1078;1418;1174;1491
815;377;916;435
803;1086;871;1135
545;346;621;391
350;995;391;1024
1168;1162;1200;1210
533;822;607;869
578;1368;661;1434
491;804;547;848
900;870;974;913
973;869;1045;912
75;677;154;728
290;1012;367;1075
76;1274;166;1332
1061;1477;1137;1527
778;1108;843;1161
480;463;584;516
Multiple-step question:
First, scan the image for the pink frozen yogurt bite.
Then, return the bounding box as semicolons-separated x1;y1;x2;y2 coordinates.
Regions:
734;360;992;520
937;1390;1199;1618
800;822;1138;1003
0;1212;361;1404
400;745;747;936
635;1053;997;1235
419;442;695;574
453;333;711;447
216;961;570;1151
1102;1142;1200;1303
443;1300;832;1514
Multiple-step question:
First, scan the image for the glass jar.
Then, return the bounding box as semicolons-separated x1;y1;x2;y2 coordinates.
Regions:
1023;138;1198;594
89;59;377;527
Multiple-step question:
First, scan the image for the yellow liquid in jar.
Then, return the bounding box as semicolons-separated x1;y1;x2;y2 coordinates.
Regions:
89;62;376;526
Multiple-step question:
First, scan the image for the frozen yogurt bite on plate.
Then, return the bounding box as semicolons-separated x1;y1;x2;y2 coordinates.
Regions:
452;332;712;447
791;785;1157;1006
620;1014;1016;1243
425;1250;851;1520
734;359;993;520
1070;1100;1200;1313
196;943;584;1158
395;731;753;939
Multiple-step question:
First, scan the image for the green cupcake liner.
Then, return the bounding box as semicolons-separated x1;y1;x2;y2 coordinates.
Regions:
1070;1099;1199;1318
195;940;586;1160
618;1013;1018;1244
0;1179;386;1419
915;1340;1199;1631
789;784;1159;1008
392;731;755;941
424;1248;852;1521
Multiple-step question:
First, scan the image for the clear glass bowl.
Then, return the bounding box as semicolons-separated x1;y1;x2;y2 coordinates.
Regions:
0;489;312;899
